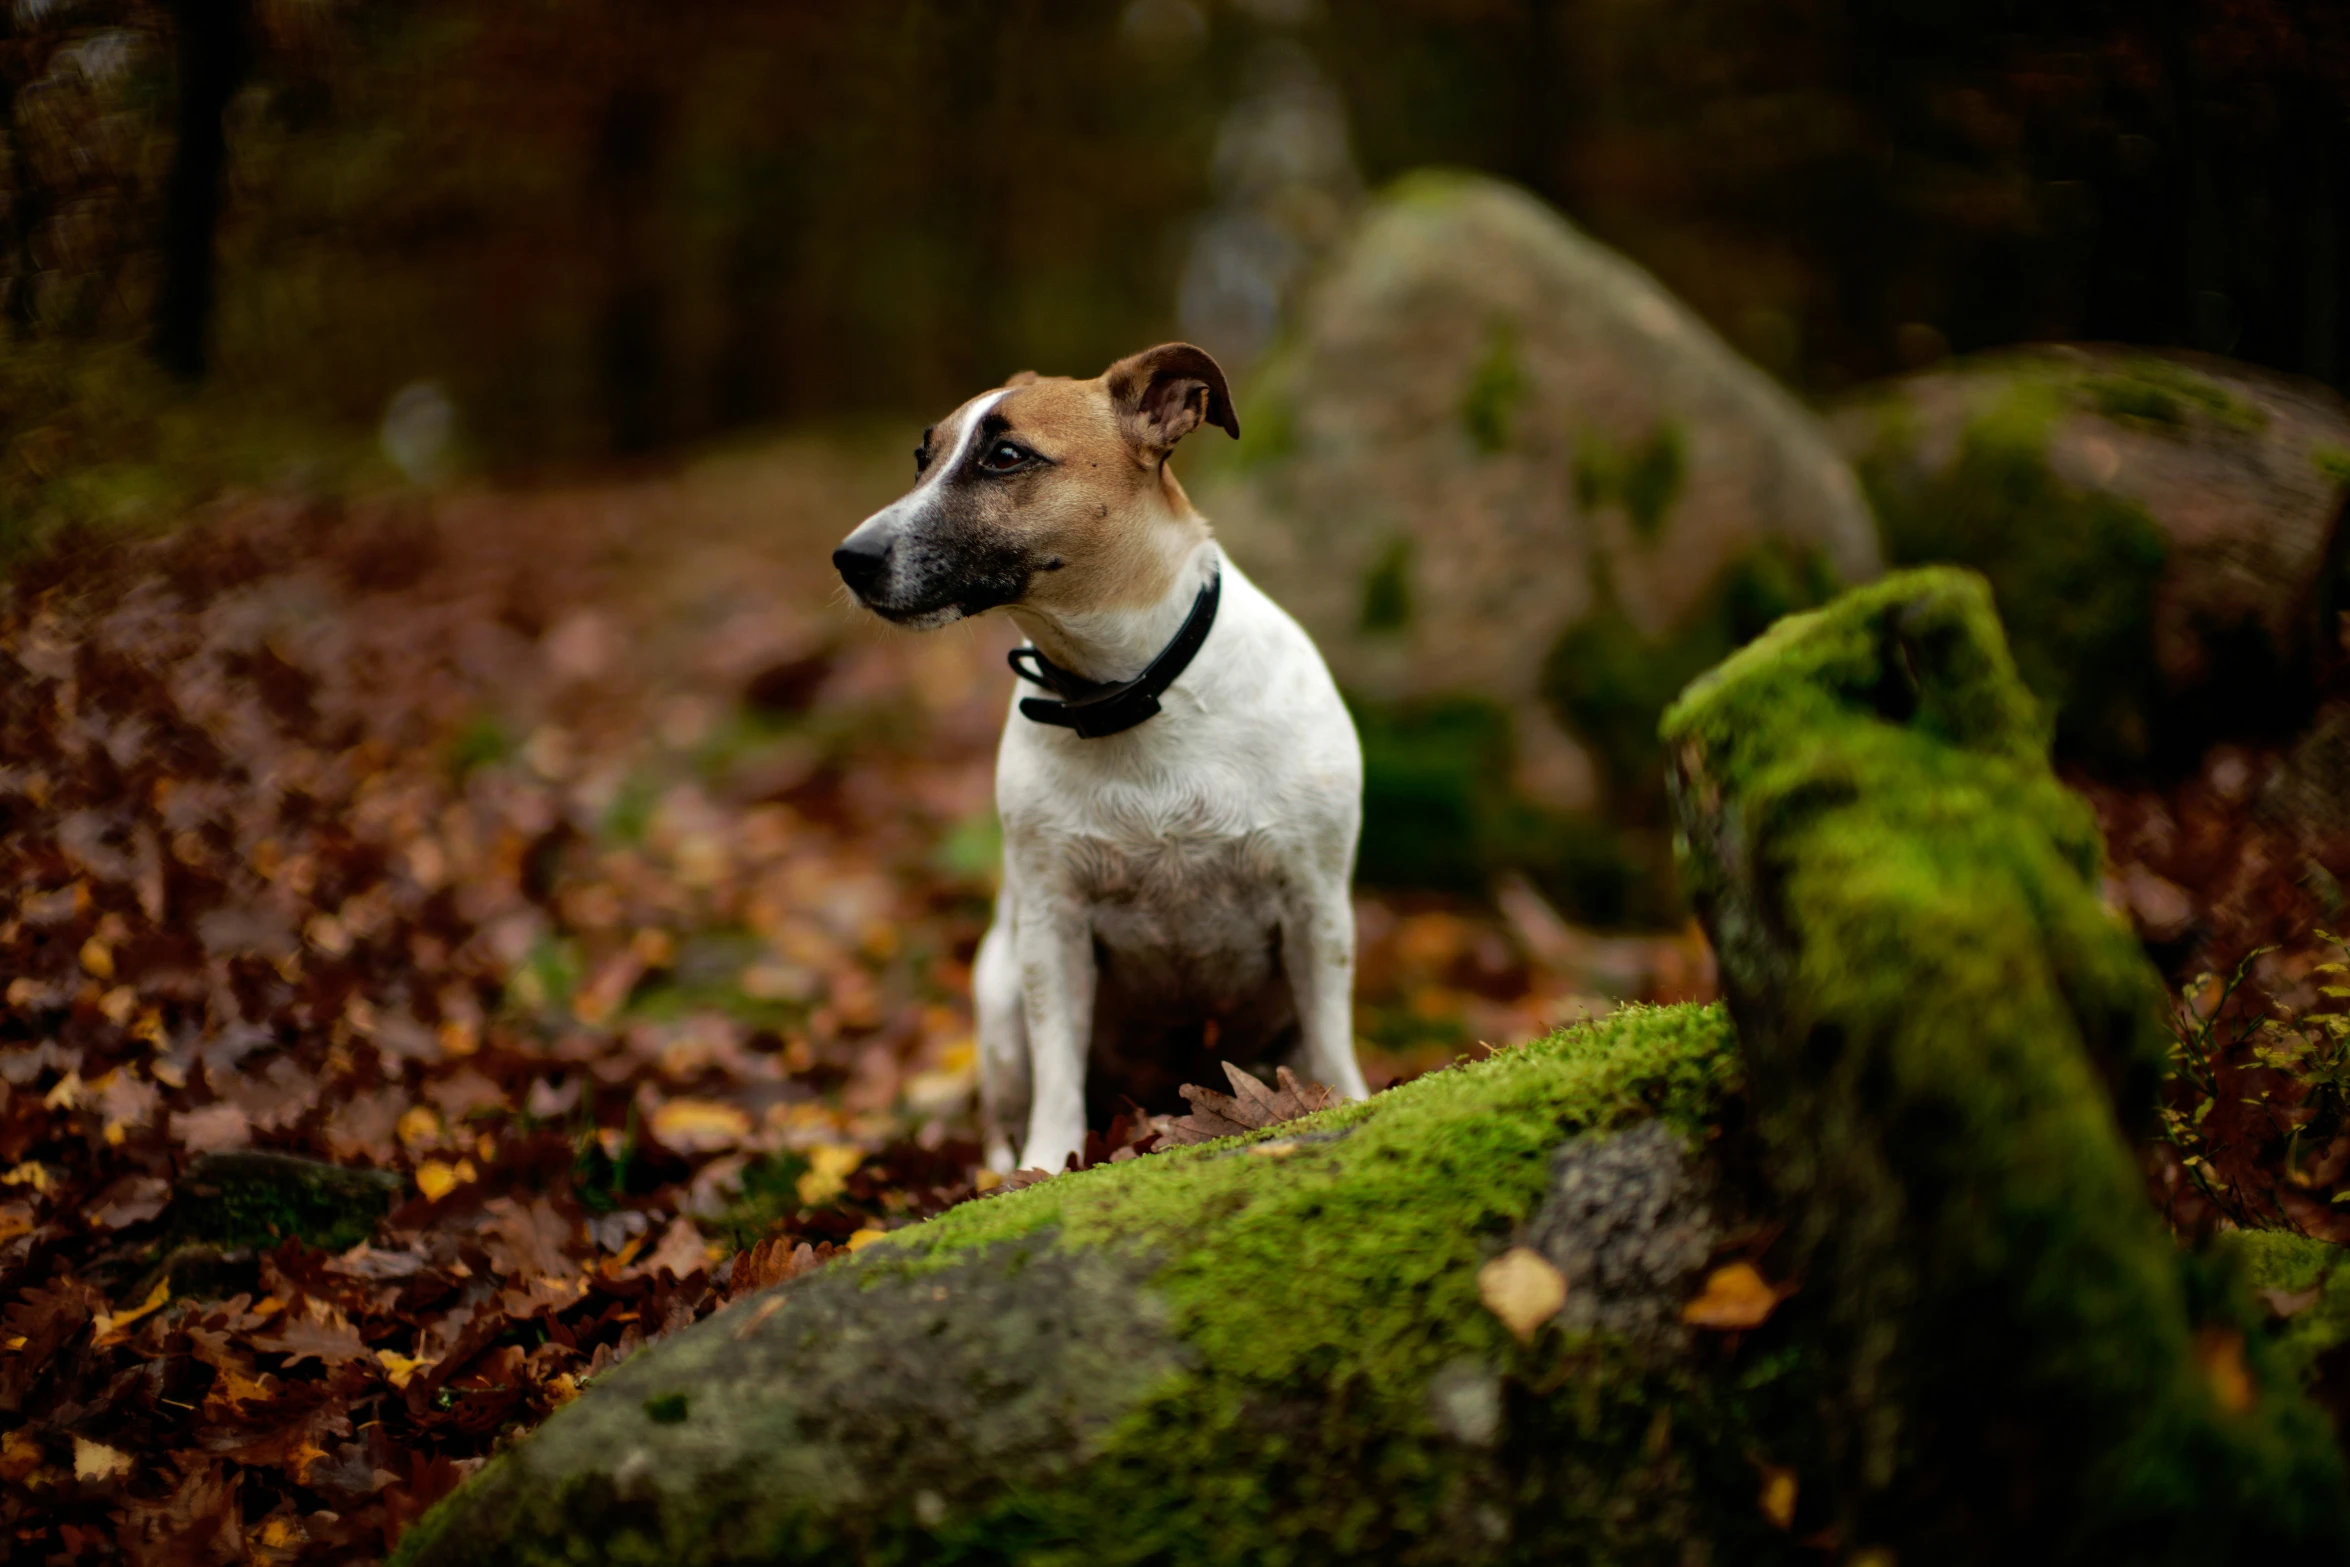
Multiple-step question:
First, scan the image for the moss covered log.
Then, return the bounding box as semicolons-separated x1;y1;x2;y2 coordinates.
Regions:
1663;565;2349;1559
400;565;2349;1566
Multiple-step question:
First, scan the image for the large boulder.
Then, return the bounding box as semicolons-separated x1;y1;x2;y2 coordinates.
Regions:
1829;346;2350;774
1197;171;1880;916
398;569;2347;1566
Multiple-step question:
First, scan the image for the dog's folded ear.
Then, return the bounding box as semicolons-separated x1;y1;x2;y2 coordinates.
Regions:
1104;342;1240;453
1004;369;1040;387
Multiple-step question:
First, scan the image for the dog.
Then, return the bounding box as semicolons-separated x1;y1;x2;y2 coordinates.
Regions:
833;342;1370;1173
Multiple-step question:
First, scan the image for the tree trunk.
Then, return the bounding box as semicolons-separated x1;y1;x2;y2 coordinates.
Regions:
152;0;246;381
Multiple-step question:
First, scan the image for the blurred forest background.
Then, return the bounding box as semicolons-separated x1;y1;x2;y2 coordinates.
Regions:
11;3;2350;1558
3;0;2346;514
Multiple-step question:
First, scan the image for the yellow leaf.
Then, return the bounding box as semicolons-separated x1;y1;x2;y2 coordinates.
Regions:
397;1105;441;1149
972;1169;1003;1193
1478;1247;1568;1343
650;1098;753;1153
259;1515;306;1549
1;1161;50;1193
79;937;114;980
41;1073;80;1111
1248;1140;1304;1159
72;1436;132;1482
797;1144;863;1206
375;1349;435;1390
1757;1463;1798;1529
1682;1262;1784;1330
415;1160;470;1201
845;1227;889;1252
438;1018;480;1057
1;1427;44;1482
547;1372;581;1406
97;986;137;1025
92;1279;171;1345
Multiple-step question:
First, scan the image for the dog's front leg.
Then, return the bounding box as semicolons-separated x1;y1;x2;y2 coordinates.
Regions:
1283;885;1371;1101
1015;897;1096;1173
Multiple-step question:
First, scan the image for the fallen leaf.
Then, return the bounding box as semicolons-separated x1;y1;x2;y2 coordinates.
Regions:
2194;1325;2256;1414
0;1427;43;1482
415;1158;479;1201
651;1098;753;1153
796;1144;863;1206
72;1436;133;1482
845;1227;888;1252
375;1349;437;1390
1682;1262;1786;1330
91;1279;172;1345
1157;1063;1341;1146
1757;1463;1797;1529
1478;1247;1568;1343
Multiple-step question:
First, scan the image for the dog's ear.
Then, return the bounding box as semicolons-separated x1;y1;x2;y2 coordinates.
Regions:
1104;342;1240;453
1004;369;1039;387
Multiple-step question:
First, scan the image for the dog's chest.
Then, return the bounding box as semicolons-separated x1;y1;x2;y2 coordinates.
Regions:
1015;783;1292;997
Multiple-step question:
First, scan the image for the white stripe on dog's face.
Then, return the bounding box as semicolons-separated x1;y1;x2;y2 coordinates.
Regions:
831;345;1238;631
913;389;1009;494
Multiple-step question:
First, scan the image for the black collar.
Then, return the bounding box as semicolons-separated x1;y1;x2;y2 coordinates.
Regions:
1007;571;1222;739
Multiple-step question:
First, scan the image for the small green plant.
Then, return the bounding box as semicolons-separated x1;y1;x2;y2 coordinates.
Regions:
2161;932;2350;1230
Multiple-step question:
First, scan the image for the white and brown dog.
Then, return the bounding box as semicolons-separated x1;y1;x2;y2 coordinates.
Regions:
833;343;1369;1173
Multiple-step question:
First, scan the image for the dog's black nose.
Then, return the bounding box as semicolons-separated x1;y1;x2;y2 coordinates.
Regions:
833;538;889;596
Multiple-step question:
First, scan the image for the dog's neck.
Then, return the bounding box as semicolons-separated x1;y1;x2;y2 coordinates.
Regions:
1007;534;1221;686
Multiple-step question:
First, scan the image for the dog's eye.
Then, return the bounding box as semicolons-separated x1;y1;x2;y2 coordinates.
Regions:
979;440;1031;473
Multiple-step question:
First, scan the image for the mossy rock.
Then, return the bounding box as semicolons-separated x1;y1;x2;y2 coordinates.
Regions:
396;1003;1797;1566
1830;346;2350;774
1197;170;1879;913
403;572;2350;1565
1663;565;2350;1556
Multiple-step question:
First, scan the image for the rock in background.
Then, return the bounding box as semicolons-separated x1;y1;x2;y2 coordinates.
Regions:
1199;171;1879;919
1830;346;2350;775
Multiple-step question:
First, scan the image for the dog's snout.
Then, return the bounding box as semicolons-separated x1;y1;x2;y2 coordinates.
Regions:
833;537;890;596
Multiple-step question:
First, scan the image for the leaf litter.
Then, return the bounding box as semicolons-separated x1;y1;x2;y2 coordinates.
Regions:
0;464;1715;1564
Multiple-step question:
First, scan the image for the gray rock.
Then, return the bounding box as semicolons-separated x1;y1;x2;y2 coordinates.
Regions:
1200;170;1879;824
1829;346;2350;769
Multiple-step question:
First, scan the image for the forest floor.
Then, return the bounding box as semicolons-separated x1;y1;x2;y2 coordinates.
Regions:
0;439;2339;1564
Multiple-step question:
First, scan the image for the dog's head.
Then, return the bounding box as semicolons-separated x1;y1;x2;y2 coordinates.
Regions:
833;343;1239;628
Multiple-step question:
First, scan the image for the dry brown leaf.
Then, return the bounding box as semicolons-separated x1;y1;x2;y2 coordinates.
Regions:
1478;1246;1568;1343
2194;1325;2257;1414
1156;1063;1342;1146
72;1435;133;1482
1682;1262;1786;1330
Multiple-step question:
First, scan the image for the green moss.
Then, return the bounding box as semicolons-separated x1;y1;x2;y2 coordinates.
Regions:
2314;443;2350;488
1857;380;2170;769
1346;692;1657;923
2226;1230;2350;1385
398;1004;1795;1567
1359;537;1414;634
1663;567;2349;1557
1543;542;1839;825
1459;323;1527;455
642;1392;691;1425
170;1152;404;1254
2080;355;2265;435
1575;423;1688;540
